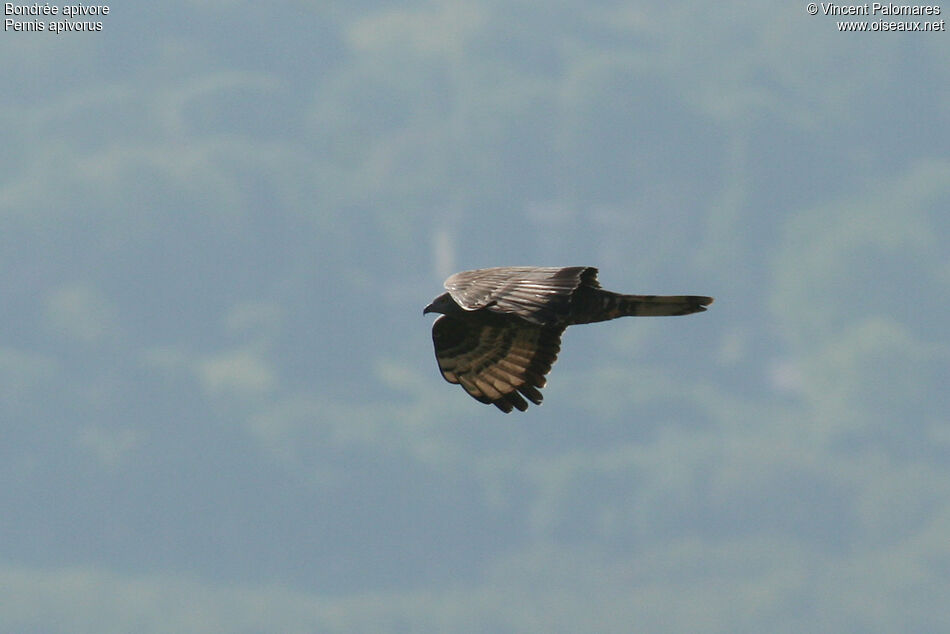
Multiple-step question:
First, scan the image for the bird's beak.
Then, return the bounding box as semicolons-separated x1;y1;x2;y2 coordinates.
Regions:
423;303;434;315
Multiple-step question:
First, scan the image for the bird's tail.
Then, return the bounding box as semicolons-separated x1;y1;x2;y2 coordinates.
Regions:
570;290;713;324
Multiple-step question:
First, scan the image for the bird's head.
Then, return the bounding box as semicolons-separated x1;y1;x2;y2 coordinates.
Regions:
423;292;459;316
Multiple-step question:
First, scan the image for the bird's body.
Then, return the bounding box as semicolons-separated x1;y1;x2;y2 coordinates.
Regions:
424;266;713;412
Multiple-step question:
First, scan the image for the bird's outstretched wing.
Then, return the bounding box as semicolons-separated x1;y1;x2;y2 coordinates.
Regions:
431;313;564;412
444;266;599;325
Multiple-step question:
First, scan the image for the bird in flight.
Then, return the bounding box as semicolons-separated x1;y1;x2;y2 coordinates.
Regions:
424;266;713;412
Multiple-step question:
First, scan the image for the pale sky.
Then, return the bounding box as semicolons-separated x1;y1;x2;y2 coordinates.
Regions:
2;2;949;632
